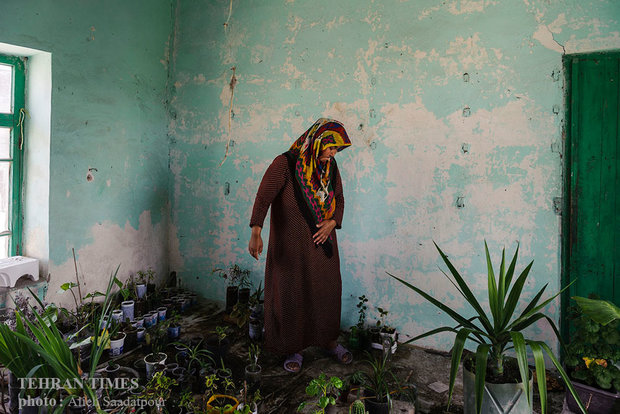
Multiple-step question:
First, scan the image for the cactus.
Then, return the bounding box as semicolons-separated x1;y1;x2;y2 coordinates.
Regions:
349;399;367;414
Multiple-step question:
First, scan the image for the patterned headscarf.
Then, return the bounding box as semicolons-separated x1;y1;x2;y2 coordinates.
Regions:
289;118;351;224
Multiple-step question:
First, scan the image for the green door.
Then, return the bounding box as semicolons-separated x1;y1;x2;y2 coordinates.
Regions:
563;51;620;334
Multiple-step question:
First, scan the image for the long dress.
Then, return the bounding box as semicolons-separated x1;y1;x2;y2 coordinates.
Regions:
250;154;344;355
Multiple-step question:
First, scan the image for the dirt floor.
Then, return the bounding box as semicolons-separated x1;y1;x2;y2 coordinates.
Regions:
179;300;572;414
0;298;574;413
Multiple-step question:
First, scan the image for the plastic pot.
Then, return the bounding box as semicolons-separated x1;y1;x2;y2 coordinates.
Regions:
111;309;124;324
121;300;135;322
157;307;167;321
225;286;239;313
168;325;181;339
136;284;147;299
565;379;620;414
144;352;167;379
109;332;126;357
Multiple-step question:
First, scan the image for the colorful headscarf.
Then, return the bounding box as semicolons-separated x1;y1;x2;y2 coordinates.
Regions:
288;118;351;224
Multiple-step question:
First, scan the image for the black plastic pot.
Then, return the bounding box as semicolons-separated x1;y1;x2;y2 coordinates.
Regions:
364;390;391;414
238;287;251;304
225;286;239;313
205;336;230;362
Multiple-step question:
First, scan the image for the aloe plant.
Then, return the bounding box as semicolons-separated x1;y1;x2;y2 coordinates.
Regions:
388;241;587;414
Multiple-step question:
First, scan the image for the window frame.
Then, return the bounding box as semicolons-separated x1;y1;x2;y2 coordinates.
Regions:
0;54;25;257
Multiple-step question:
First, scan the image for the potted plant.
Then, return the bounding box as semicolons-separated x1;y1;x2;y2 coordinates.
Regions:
237;386;261;414
203;368;239;414
137;268;157;296
109;331;126;357
339;369;366;403
213;264;250;313
140;370;178;412
165;311;183;339
388;241;587;414
349;399;368;414
350;295;369;350
296;372;343;414
564;295;620;413
173;339;215;392
206;325;231;362
359;351;398;414
244;343;262;394
370;307;397;354
0;266;122;412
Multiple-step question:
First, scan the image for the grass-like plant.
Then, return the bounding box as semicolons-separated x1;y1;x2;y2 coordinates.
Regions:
0;266;121;413
388;241;587;414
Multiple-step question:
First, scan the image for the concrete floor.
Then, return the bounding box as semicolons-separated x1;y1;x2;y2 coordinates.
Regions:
183;301;572;414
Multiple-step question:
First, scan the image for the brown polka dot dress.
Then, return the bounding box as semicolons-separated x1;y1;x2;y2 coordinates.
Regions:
250;154;344;355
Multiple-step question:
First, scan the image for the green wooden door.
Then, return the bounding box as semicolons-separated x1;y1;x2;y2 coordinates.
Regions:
563;52;620;329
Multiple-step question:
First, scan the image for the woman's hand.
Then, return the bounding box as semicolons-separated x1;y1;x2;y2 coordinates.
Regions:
249;226;263;260
313;219;336;245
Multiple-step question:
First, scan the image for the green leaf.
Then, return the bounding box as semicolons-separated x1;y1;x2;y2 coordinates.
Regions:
485;241;499;327
529;341;547;414
434;242;494;334
448;328;472;406
573;296;620;325
510;331;531;407
59;282;77;292
318;396;329;409
539;342;588;414
474;344;490;414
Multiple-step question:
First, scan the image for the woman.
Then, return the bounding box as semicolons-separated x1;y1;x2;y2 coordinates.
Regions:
248;118;352;373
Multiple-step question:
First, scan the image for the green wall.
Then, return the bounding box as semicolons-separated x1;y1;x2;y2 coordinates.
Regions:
0;0;175;306
1;0;619;351
168;0;620;350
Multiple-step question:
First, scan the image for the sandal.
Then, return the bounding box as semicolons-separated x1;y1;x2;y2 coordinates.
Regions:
327;343;353;364
283;353;303;373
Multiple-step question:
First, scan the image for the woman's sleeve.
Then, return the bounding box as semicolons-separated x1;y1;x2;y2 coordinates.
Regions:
332;164;344;229
249;155;288;228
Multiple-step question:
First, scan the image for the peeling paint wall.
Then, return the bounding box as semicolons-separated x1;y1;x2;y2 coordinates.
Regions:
169;0;620;351
0;0;175;307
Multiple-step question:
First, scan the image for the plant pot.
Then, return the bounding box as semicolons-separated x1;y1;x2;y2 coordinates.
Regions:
136;283;147;299
105;363;120;379
244;363;262;393
238;287;251;304
462;361;533;414
111;309;124;324
206;336;230;362
144;352;168;379
236;402;258;414
248;318;262;340
363;390;391;414
134;299;146;316
136;327;146;342
121;300;135;322
565;380;620;414
168;325;181;339
143;312;155;328
109;332;126;357
206;394;239;414
99;316;111;331
123;326;138;350
157;307;167;321
379;330;398;354
132;316;144;328
225;286;239;314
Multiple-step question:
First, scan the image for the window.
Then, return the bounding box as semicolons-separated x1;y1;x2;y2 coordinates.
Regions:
0;54;25;258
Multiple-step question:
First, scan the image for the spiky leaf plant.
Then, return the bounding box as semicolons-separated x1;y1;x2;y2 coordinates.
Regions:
388;241;587;414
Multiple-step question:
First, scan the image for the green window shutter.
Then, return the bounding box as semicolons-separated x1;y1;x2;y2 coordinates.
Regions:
0;54;25;257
